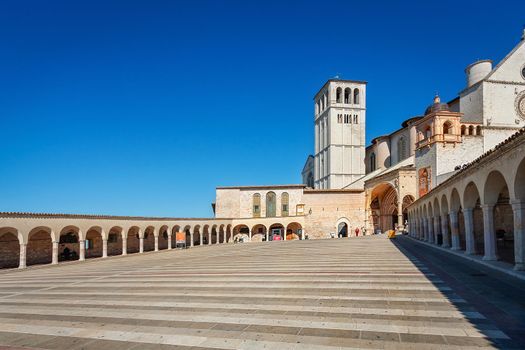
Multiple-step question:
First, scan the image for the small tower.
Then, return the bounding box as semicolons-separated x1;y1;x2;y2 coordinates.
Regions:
313;79;367;189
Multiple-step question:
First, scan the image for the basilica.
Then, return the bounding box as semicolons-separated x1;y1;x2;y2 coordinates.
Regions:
0;30;524;271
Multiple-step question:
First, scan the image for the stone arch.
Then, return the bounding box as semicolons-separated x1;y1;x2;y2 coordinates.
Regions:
202;225;210;245
402;195;415;225
85;226;104;259
0;227;21;268
369;182;398;233
269;223;285;241
286;222;302;240
183;225;192;246
219;225;225;243
143;226;155;252
58;225;81;261
232;224;249;242
226;224;232;243
463;182;484;255
251;224;267;242
27;226;54;266
193;225;201;246
513;155;525;201
159;225;169;250
211;225;218;244
107;226;123;256
484;170;514;263
126;226;141;254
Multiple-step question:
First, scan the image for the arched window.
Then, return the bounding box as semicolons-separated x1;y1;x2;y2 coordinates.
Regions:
336;87;342;103
353;89;360;104
476;125;482;135
353;114;358;124
266;192;276;217
397;137;406;162
253;193;261;218
281;192;289;217
344;88;351;103
370;153;376;172
468;125;474;135
316;101;320;115
425;126;431;139
337;114;342;123
461;125;466;135
443;121;452;134
321;98;325;111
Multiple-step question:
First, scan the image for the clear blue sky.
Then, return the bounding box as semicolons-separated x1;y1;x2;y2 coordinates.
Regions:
1;1;524;217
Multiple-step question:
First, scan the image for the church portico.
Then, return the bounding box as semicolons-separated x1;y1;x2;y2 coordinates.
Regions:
408;128;525;270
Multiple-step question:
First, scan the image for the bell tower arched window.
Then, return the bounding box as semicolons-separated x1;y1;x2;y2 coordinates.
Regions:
344;88;351;104
336;87;342;103
353;89;360;104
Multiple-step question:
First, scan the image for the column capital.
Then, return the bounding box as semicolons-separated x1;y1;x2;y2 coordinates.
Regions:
511;200;525;209
481;204;495;210
463;207;474;213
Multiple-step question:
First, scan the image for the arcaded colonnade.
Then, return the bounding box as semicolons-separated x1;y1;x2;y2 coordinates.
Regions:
407;129;525;270
0;213;305;269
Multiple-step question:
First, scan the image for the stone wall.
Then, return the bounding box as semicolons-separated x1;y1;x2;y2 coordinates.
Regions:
303;190;365;239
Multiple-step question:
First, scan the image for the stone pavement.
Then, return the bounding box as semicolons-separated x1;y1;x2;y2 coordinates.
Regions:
0;235;518;349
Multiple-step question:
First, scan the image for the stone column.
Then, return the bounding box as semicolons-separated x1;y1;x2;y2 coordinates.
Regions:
396;198;405;231
190;233;194;247
154;235;159;252
79;240;85;261
512;201;525;270
428;218;434;244
249;229;252;242
441;214;450;248
102;238;108;258
449;210;460;250
19;243;27;269
122;237;127;255
199;232;203;246
139;237;144;253
482;204;497;261
52;241;59;264
265;229;269;242
433;216;440;244
168;234;172;250
464;208;476;255
208;232;211;245
283;228;287;241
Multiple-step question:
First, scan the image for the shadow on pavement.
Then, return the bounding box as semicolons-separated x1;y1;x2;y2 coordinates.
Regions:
390;235;525;349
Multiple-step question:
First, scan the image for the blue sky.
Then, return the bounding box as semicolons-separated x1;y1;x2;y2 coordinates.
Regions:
1;0;524;217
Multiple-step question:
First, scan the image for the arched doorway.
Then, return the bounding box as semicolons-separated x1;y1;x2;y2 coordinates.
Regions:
337;222;348;238
193;225;201;246
464;182;484;255
369;183;398;233
159;225;169;250
143;226;155;252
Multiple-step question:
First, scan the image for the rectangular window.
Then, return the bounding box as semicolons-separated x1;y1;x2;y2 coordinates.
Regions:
354;115;358;124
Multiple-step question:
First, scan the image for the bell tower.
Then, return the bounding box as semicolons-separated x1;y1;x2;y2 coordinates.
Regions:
313;79;367;189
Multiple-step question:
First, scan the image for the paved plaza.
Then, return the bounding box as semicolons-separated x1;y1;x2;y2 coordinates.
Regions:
0;236;523;349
